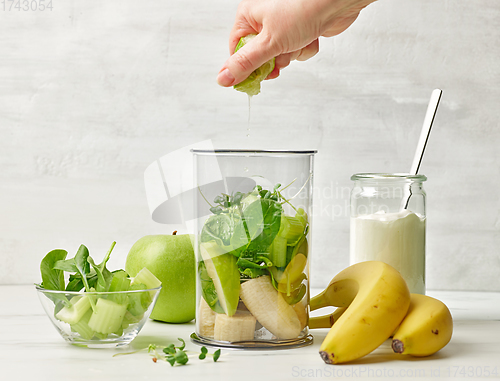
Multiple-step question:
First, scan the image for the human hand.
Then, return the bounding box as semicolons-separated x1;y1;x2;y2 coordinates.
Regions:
217;0;377;87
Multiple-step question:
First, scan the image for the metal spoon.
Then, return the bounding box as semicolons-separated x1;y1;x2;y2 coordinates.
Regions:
402;88;442;209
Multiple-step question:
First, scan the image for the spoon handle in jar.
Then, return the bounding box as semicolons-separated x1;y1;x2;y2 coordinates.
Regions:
403;89;442;210
410;89;442;175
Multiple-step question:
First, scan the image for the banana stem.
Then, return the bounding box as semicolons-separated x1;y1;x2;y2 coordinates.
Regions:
309;307;348;329
310;292;331;312
309;314;334;329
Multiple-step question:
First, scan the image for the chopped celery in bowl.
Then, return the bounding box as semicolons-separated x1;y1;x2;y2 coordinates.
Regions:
36;284;161;348
36;242;162;348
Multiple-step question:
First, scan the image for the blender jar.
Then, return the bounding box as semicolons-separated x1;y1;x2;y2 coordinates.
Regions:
350;173;426;294
192;149;316;349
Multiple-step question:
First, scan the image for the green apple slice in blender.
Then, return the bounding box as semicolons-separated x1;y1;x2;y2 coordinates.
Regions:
233;34;275;96
200;241;240;316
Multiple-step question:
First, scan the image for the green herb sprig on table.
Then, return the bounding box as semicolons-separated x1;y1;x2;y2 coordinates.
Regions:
115;339;221;365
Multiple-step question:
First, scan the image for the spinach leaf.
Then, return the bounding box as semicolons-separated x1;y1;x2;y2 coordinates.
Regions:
241;267;267;278
40;249;68;291
201;214;234;246
231;199;282;255
66;274;84;292
73;245;97;310
39;249;70;307
87;241;116;292
236;257;267;269
88;257;110;292
65;269;98;292
74;244;92;292
53;258;77;273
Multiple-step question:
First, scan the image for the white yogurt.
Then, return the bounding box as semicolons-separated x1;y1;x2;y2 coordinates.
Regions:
350;209;425;294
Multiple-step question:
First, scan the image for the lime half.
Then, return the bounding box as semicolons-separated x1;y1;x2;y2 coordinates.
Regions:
233;34;275;96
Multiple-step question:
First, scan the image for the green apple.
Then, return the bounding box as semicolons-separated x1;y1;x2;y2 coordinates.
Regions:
125;234;195;323
200;241;240;316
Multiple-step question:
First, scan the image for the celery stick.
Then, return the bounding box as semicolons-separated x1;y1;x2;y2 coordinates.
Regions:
295;208;308;227
70;309;94;340
108;271;130;291
122;310;143;329
131;267;161;298
131;267;161;289
278;215;304;242
270;236;287;268
88;298;127;334
55;295;92;325
108;271;131;305
127;284;152;316
94;332;108;340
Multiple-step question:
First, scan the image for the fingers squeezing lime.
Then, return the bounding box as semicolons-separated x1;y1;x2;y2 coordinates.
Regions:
233;34;275;96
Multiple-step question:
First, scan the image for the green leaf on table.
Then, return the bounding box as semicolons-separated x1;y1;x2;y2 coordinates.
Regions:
213;349;221;362
174;350;189;365
163;344;176;355
176;338;186;351
166;356;175;366
199;346;208;359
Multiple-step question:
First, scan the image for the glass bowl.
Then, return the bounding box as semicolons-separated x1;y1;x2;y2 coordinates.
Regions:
36;285;161;348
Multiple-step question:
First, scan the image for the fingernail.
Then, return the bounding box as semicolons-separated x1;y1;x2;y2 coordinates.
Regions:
217;69;235;87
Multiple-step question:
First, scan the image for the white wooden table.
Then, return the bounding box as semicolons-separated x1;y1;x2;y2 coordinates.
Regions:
1;286;499;380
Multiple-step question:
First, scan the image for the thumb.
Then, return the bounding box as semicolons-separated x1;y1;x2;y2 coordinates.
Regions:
217;33;278;87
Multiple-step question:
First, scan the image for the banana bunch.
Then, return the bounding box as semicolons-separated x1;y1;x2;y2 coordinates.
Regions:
315;261;411;364
310;261;453;364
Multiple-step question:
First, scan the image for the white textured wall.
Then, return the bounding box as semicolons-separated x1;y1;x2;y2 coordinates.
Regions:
1;0;499;290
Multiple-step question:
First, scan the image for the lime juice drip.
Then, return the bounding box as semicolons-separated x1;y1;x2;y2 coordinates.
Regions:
247;95;252;138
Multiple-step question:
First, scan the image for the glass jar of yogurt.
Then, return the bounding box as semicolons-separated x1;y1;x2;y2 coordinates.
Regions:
350;173;426;294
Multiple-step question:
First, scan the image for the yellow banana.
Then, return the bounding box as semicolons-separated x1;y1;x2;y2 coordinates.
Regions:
392;293;453;356
198;298;217;339
214;310;256;342
310;275;358;311
318;261;410;364
292;301;308;330
309;307;347;329
239;276;302;339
